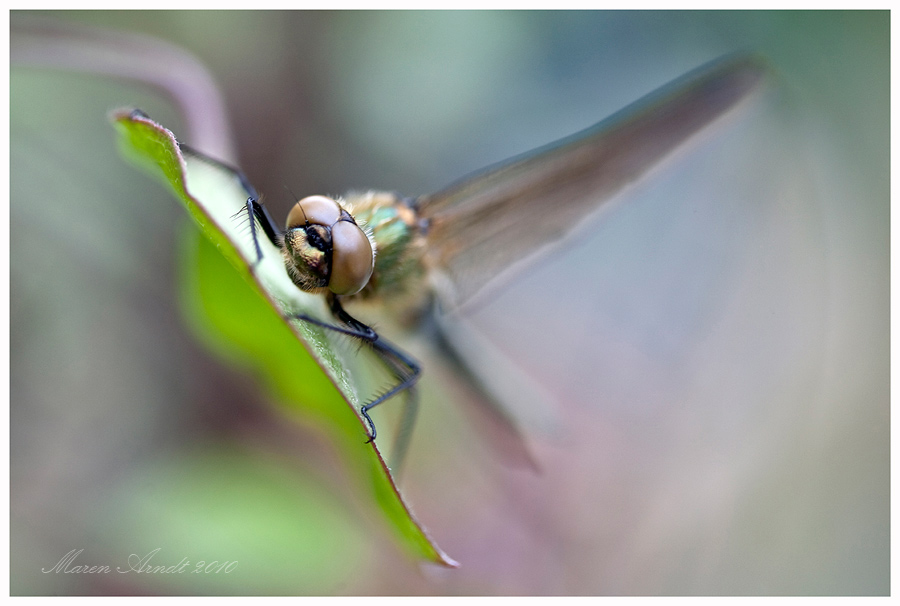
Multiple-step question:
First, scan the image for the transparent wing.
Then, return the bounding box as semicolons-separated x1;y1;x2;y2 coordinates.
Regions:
418;54;767;307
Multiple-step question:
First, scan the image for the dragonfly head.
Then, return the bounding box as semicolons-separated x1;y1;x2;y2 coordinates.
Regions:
282;195;375;296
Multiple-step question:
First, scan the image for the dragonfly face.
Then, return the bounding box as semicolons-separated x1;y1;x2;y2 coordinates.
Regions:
185;54;766;450
280;195;374;296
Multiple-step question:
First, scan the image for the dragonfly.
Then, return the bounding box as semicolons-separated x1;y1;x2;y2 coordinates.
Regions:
174;54;765;454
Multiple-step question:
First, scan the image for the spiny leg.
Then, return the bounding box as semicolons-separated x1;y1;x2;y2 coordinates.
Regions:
281;309;421;448
362;334;420;472
359;331;421;444
243;197;282;264
178;142;281;266
288;295;422;444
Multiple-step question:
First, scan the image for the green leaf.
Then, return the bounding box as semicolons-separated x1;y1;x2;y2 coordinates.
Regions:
103;444;371;595
110;109;457;568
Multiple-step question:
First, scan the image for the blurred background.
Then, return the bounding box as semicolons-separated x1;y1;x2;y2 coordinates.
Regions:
10;11;888;595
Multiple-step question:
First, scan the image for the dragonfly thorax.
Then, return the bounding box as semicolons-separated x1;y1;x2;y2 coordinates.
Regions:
281;195;375;296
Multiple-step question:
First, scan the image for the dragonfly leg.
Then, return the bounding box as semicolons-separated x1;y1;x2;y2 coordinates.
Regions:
331;296;422;444
178;143;283;266
287;296;421;444
358;332;422;444
242;197;283;266
363;334;421;475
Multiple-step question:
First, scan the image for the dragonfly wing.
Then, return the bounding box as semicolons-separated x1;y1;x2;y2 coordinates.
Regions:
418;54;766;308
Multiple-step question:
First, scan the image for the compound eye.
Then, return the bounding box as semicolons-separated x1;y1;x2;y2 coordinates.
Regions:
329;220;374;295
286;195;341;229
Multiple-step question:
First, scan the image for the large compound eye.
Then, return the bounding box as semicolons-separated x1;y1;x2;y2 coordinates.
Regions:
329;219;374;295
285;195;341;229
